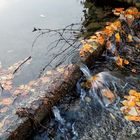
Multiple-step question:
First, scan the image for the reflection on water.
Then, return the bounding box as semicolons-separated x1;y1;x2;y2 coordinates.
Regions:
0;0;83;84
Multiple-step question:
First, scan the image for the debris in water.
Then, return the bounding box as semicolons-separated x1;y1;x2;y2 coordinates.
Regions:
40;14;46;18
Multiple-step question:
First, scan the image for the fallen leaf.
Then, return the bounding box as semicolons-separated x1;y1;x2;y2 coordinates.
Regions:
1;98;13;105
115;33;121;42
102;89;115;103
124;59;129;65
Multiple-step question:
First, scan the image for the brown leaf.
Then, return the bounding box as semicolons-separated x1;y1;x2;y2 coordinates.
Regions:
1;98;13;105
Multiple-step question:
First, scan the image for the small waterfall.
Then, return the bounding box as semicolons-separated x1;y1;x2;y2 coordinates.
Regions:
80;64;91;79
52;106;65;125
80;65;121;107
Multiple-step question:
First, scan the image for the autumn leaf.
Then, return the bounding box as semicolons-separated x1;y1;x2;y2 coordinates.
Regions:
116;56;123;67
115;33;121;42
102;89;115;103
0;98;13;106
121;90;140;121
128;34;133;42
115;8;124;12
97;35;105;45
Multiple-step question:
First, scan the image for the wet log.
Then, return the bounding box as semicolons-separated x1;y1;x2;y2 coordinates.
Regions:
1;65;81;140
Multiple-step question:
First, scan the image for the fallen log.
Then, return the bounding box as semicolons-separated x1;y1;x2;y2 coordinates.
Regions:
0;65;81;140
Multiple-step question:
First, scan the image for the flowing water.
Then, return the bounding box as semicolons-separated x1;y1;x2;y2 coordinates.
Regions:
30;53;140;139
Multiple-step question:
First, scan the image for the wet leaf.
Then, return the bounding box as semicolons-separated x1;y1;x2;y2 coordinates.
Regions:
115;33;121;42
128;34;133;42
128;107;138;116
116;56;123;67
1;98;13;105
121;90;140;121
131;69;137;73
102;89;115;103
124;59;129;65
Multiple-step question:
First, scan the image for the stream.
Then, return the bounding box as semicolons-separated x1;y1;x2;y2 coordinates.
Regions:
30;55;140;140
1;0;140;140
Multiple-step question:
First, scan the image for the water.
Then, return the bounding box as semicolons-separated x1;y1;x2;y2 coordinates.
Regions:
0;0;83;84
31;14;140;138
1;1;140;139
31;55;140;139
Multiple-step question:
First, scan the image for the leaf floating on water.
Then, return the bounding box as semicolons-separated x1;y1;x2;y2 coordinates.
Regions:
102;89;115;103
115;56;129;67
123;59;129;65
113;8;124;16
1;98;13;106
40;14;46;18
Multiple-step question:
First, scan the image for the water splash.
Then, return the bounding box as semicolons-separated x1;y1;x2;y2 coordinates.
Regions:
52;106;65;125
80;65;121;107
72;122;78;140
52;106;78;140
80;64;91;79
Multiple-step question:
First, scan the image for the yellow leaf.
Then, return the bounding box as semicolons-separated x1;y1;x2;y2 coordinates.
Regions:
115;33;121;42
124;59;129;65
128;34;133;42
128;101;136;107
